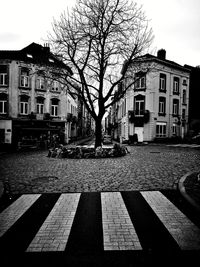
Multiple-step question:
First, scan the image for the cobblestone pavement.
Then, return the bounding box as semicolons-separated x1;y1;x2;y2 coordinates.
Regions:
0;144;200;194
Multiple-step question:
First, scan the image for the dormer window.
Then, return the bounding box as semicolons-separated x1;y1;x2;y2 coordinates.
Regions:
27;54;33;58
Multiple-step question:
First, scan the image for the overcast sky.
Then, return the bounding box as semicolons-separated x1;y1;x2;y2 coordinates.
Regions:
0;0;199;67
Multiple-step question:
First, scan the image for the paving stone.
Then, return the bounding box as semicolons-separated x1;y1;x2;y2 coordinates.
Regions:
141;191;200;250
0;145;200;194
26;193;80;252
101;192;142;250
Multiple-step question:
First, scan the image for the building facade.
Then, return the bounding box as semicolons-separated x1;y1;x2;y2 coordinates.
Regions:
109;50;190;143
0;42;78;149
184;65;200;136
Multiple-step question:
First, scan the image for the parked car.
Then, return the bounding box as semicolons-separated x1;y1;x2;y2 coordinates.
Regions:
103;135;112;144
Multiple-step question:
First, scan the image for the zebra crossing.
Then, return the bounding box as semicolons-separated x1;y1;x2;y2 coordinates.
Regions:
0;191;200;254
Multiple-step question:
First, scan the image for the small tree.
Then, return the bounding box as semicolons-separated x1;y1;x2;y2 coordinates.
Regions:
48;0;153;147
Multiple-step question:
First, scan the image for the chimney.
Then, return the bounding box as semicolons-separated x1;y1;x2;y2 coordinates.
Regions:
43;43;50;53
157;49;166;60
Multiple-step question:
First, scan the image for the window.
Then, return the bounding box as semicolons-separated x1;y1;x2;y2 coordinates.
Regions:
156;122;166;137
159;73;166;91
173;99;179;116
135;72;146;90
134;95;145;116
51;98;59;116
183;79;187;86
36;77;45;90
36;97;44;114
20;68;29;88
0;93;8;114
182;89;186;104
158;97;166;115
0;65;8;86
173;77;179;94
20;95;29;115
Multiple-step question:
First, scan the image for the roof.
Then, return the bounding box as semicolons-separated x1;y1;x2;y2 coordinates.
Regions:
0;42;73;75
121;52;191;74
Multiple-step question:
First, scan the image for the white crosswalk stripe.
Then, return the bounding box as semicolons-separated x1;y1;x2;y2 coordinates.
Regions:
0;191;200;252
141;191;200;250
0;194;41;237
26;193;80;252
101;192;142;250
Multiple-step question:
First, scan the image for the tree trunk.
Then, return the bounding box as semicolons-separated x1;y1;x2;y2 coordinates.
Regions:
95;118;102;148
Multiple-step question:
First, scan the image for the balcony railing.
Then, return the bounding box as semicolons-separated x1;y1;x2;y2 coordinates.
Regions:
128;110;150;124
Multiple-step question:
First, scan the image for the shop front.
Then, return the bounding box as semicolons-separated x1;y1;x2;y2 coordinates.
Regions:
12;118;66;149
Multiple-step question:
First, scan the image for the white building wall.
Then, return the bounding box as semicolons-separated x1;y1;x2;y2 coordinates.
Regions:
115;59;190;142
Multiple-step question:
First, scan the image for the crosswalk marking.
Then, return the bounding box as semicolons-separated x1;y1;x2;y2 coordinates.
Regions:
0;191;200;252
0;194;41;237
141;191;200;250
26;193;80;252
101;192;142;250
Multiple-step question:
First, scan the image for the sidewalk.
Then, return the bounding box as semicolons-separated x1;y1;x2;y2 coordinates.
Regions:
178;172;200;213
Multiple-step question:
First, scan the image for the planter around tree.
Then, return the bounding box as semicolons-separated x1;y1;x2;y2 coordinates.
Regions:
47;143;128;159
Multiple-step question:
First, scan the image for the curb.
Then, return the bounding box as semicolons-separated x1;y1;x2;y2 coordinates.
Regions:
178;172;200;213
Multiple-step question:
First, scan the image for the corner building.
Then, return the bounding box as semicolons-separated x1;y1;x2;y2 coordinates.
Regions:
0;43;77;149
115;49;190;142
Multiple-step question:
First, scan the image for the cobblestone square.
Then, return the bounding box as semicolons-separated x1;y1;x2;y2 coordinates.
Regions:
0;144;199;194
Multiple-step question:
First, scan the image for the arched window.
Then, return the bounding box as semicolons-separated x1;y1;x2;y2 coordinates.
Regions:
0;93;8;114
51;98;59;116
20;95;29;115
36;97;44;114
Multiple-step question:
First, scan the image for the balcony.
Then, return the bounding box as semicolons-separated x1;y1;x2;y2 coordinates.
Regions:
128;110;150;126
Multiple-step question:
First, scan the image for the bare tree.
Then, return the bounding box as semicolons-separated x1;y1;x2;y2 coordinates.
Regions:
48;0;153;147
